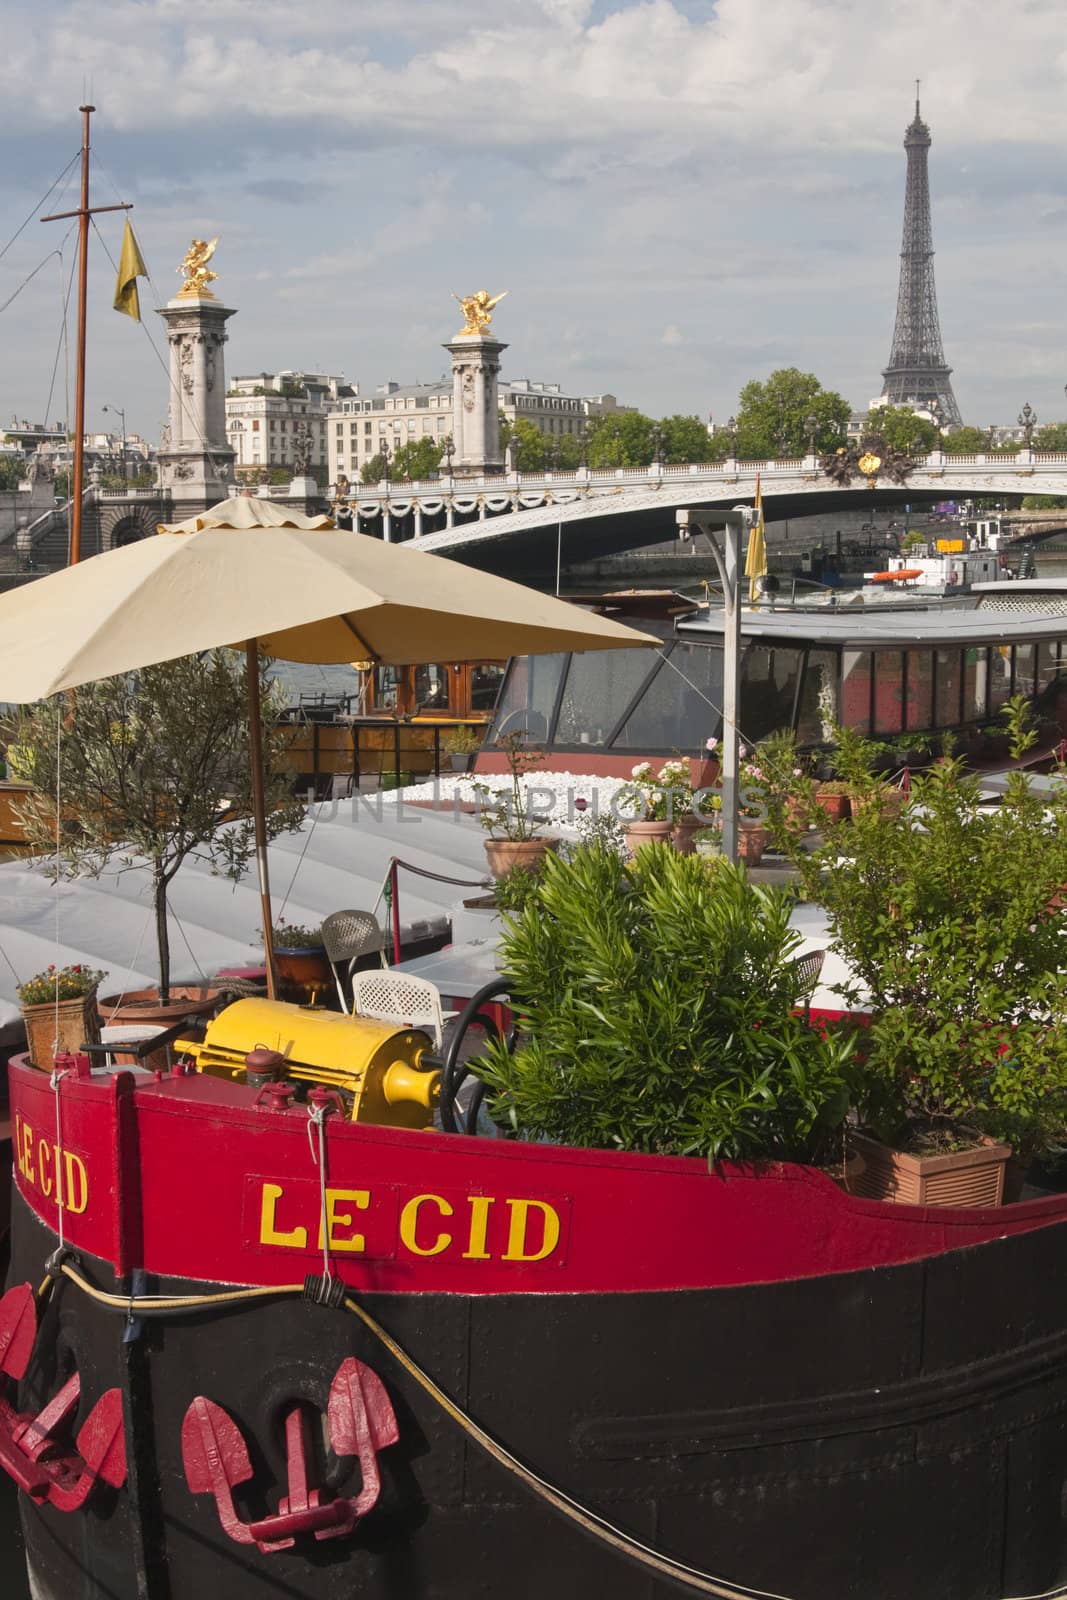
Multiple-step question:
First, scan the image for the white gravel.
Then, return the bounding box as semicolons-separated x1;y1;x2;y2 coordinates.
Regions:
384;771;637;838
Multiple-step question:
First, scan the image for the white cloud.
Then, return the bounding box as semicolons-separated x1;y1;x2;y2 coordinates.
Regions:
662;324;684;346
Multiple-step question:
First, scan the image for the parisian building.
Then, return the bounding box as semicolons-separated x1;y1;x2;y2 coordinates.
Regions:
225;370;353;482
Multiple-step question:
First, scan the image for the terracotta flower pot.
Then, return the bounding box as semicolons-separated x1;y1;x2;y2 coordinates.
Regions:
21;990;101;1072
484;837;559;880
849;787;904;819
272;948;334;991
735;823;769;865
621;819;674;859
815;790;850;824
671;814;707;855
848;1131;1012;1208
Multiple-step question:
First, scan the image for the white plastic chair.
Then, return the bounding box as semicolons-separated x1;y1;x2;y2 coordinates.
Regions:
321;909;389;1012
350;971;457;1051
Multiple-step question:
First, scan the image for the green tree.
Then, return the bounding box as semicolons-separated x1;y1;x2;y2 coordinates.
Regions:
10;652;305;1002
869;406;938;454
361;453;387;485
0;455;26;491
942;426;988;452
391;437;443;480
1034;423;1067;452
735;369;850;459
661;414;715;464
1022;495;1067;510
498;416;546;472
586;411;656;468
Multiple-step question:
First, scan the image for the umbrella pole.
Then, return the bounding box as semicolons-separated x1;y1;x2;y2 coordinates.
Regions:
246;641;277;1000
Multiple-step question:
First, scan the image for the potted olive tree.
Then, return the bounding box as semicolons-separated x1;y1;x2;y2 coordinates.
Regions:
771;712;1067;1205
11;650;306;1026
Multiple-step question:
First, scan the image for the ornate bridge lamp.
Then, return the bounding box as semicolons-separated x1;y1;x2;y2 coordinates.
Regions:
805;412;819;463
650;423;666;470
725;416;738;464
441;435;455;479
577;427;589;473
1018;403;1037;450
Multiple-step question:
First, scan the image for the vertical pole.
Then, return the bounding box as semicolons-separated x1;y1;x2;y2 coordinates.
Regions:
70;104;94;566
390;859;402;965
555;520;562;596
245;641;277;1000
720;512;745;864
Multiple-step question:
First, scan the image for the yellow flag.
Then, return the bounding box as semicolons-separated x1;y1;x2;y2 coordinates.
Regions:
113;219;148;321
744;471;768;601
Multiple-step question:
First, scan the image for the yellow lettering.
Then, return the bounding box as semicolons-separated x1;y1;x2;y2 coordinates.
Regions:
37;1139;52;1199
503;1199;561;1263
318;1188;370;1254
399;1194;453;1257
462;1195;494;1260
21;1122;34;1184
259;1183;308;1250
62;1152;88;1215
13;1117;25;1180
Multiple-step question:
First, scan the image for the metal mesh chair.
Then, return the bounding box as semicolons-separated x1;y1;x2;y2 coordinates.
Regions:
792;949;826;1023
321;909;389;1012
350;971;457;1051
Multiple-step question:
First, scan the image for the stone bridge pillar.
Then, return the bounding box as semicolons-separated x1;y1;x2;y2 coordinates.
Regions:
445;332;506;477
156;287;236;511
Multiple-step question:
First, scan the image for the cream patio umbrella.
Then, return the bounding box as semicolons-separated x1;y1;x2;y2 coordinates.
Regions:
0;498;657;994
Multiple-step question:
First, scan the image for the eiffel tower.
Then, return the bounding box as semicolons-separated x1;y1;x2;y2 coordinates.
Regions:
880;87;962;426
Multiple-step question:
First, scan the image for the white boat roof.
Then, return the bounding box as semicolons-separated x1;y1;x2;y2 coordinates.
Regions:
678;603;1067;649
0;795;491;1044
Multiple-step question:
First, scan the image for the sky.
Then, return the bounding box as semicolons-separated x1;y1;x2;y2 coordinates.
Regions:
1;0;1066;441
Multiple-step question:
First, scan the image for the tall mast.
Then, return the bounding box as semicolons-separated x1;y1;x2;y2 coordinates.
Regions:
41;106;131;565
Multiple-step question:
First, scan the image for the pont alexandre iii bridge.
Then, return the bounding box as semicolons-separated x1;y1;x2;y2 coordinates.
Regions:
7;449;1067;585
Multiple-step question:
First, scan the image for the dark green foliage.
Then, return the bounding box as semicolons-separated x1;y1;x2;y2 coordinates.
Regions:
771;738;1067;1156
475;844;853;1163
735;368;850;459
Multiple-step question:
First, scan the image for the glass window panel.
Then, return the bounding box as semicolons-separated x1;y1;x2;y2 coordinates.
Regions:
988;645;1013;717
795;650;839;744
841;651;871;734
904;651;933;732
612;643;723;753
935;649;962;728
964;647;989;723
414;664;450;711
554;648;655;747
1013;642;1036;699
1037;641;1061;701
470;664;505;713
739;647;803;743
873;651;905;735
374;666;399;712
487;654;566;745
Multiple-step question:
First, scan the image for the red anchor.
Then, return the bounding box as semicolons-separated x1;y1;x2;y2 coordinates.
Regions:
0;1281;126;1510
181;1357;400;1552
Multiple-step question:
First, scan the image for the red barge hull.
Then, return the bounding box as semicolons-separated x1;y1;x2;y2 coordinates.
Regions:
7;1054;1067;1599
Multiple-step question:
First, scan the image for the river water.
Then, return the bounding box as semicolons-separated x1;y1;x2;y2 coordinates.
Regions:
3;545;1067;1595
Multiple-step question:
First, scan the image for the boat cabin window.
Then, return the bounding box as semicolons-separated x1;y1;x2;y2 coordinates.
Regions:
1014;642;1036;699
989;646;1013;717
414;664;450;712
841;651;872;734
965;647;989;724
489;652;568;744
554;648;659;748
1037;641;1062;697
872;652;904;735
935;649;963;727
795;651;838;744
374;666;400;712
740;647;803;744
470;664;505;712
610;642;723;752
904;651;933;731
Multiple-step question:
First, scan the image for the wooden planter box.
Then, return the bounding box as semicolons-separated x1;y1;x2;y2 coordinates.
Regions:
848;1131;1011;1208
21;991;101;1072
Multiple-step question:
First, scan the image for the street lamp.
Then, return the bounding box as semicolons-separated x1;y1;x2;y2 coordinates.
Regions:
726;416;738;458
102;403;126;482
1018;402;1036;448
805;412;819;457
650;423;665;465
380;437;391;488
442;435;455;475
577;426;589;469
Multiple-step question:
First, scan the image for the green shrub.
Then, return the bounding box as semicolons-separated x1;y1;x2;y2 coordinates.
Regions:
775;748;1067;1157
474;843;853;1163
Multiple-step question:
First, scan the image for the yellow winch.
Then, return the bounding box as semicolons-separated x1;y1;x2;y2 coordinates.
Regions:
178;998;440;1129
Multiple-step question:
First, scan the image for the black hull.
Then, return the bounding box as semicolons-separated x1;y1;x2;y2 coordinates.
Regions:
10;1189;1067;1600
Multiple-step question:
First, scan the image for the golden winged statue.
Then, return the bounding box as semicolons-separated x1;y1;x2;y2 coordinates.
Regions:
177;238;219;298
453;288;507;337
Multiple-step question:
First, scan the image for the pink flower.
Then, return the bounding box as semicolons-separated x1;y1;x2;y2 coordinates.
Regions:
705;737;718;752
